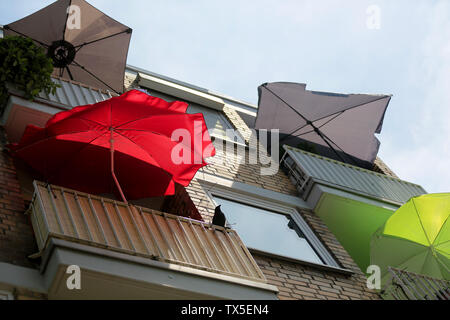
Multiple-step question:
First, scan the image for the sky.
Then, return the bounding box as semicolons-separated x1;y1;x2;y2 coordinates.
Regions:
1;0;449;193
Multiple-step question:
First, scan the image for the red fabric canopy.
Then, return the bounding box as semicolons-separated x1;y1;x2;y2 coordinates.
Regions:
9;90;215;200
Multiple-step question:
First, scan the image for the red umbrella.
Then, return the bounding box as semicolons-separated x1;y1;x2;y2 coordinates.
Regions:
9;90;215;202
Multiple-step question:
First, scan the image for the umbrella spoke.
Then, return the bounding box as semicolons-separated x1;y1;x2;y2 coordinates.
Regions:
71;60;121;94
283;111;344;141
115;113;196;129
11;127;106;153
261;84;355;165
115;129;205;169
412;198;433;246
310;95;391;125
62;0;73;42
113;131;174;181
74;28;132;50
115;128;204;161
432;214;449;246
3;25;50;48
66;66;74;80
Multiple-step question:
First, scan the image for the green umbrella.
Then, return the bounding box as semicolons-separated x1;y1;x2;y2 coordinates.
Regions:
371;193;450;282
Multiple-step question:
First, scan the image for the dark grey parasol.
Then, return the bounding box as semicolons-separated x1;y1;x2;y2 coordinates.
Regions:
255;82;392;169
4;0;132;94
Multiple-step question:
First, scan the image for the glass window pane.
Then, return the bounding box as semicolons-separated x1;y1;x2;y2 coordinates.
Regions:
213;197;323;264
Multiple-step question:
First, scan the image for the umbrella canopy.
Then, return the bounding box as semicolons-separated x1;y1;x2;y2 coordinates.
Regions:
4;0;132;93
371;193;450;282
255;82;391;169
9;89;215;201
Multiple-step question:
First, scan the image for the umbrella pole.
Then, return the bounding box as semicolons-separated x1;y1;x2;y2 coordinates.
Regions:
110;129;128;204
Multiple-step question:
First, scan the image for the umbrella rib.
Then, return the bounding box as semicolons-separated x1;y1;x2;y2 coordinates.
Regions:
308;95;391;124
279;123;310;143
11;128;106;153
3;25;49;48
434;250;450;272
62;0;73;42
114;113;189;129
284;111;345;141
419;249;433;277
113;131;174;181
115;129;206;166
375;232;430;248
412;198;433;246
66;66;74;81
435;239;450;247
431;214;449;246
74;28;132;50
261;85;353;164
71;60;120;94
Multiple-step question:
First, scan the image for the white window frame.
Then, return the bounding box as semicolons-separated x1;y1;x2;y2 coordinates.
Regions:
203;183;340;268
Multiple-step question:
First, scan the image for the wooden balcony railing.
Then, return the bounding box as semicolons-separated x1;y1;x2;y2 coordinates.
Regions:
29;181;267;283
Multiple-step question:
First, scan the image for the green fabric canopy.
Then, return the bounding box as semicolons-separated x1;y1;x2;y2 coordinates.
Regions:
371;193;450;282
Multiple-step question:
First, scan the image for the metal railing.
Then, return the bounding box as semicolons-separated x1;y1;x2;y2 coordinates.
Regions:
382;267;449;300
30;181;267;283
280;152;311;197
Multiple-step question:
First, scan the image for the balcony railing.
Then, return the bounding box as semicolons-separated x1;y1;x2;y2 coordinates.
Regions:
29;181;267;283
382;267;449;300
282;145;426;205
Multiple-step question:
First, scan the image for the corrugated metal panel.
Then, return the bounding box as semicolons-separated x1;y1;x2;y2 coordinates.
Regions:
37;77;114;108
284;146;426;204
383;267;450;300
30;181;266;283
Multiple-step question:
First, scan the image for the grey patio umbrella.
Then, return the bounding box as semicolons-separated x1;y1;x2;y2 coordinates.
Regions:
4;0;132;94
255;82;392;169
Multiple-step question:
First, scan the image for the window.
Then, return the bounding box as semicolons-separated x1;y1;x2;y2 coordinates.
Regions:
142;88;245;144
187;104;245;144
213;196;324;264
206;186;341;269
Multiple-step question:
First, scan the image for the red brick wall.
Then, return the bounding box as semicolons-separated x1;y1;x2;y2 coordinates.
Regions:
0;127;37;268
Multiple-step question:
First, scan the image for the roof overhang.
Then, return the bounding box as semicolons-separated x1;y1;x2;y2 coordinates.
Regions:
138;73;226;111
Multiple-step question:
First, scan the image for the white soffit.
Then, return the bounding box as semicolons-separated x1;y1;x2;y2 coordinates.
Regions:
138;73;226;110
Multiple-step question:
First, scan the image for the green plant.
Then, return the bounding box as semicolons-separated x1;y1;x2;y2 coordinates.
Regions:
0;36;59;106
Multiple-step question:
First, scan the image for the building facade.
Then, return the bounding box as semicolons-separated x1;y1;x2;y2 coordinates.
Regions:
0;59;430;300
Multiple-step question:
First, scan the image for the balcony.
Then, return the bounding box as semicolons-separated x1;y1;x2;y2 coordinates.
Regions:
281;145;427;272
1;77;113;143
382;267;449;300
29;181;277;300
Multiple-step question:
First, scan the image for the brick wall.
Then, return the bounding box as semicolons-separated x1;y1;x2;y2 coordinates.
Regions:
0;127;37;268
